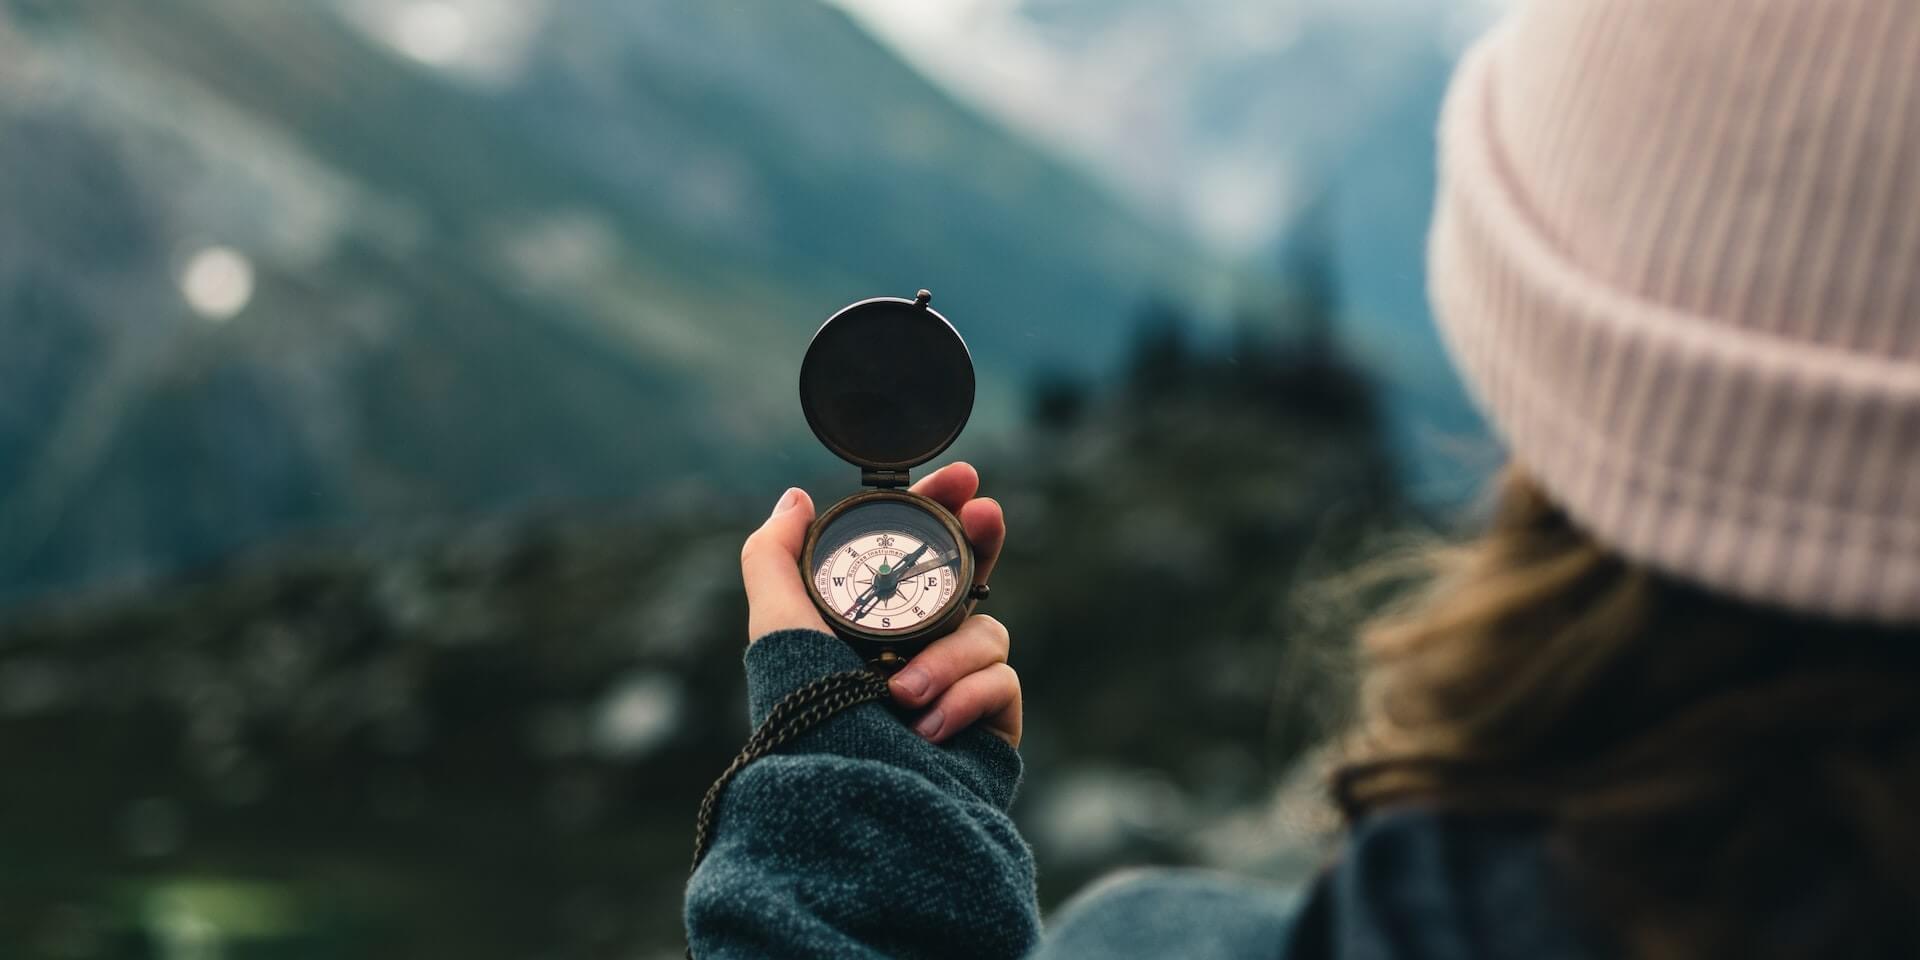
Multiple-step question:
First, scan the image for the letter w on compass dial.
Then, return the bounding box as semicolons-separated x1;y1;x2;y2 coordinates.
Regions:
810;506;963;633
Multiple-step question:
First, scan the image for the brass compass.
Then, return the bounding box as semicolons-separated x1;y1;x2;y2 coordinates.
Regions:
797;290;987;671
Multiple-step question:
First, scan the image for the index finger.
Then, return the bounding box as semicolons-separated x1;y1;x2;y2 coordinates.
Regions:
958;498;1004;587
909;461;979;512
912;462;999;585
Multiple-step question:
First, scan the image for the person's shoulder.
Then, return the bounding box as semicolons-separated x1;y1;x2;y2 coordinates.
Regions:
1032;867;1305;960
1028;812;1600;960
1321;810;1605;960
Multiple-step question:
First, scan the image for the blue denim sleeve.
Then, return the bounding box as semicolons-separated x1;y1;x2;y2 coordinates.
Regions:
683;629;1041;959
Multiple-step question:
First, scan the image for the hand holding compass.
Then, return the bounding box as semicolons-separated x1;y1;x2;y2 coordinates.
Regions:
702;295;1016;878
739;462;1018;745
736;290;1015;742
709;460;1016;884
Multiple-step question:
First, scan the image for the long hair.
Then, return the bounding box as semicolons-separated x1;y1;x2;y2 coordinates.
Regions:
1333;470;1920;959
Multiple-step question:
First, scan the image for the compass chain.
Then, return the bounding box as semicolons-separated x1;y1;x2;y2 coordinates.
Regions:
689;668;893;876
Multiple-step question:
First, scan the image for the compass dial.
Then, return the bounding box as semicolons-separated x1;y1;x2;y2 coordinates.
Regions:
808;497;966;636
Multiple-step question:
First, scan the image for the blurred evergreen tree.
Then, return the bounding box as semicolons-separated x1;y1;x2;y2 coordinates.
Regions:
1028;371;1089;432
1125;298;1195;400
1277;195;1341;360
988;244;1405;895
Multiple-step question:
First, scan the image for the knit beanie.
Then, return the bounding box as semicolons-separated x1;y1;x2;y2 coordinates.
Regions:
1429;0;1920;623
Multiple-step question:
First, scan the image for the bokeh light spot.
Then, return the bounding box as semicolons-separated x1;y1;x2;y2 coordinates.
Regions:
179;246;255;322
392;2;470;67
591;672;682;760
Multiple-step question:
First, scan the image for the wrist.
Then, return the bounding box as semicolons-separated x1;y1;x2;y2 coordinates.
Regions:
743;629;866;725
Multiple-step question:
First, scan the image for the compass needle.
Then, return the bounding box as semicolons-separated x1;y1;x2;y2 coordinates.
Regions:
896;550;959;583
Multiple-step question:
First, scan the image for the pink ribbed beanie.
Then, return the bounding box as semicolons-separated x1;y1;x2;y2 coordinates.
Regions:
1430;0;1920;623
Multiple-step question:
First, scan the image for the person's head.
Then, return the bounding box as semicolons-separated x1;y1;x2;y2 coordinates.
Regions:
1341;1;1920;956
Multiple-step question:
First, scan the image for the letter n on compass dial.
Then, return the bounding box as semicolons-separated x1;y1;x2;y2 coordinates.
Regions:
811;528;960;632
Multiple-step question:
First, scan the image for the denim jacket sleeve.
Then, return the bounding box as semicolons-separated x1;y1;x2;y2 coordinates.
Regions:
683;629;1041;959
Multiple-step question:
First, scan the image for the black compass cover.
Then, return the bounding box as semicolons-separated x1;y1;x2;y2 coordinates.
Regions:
798;295;975;472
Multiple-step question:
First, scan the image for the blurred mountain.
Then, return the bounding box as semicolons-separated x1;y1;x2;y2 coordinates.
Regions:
829;0;1502;499
0;0;1218;600
828;0;1487;249
0;282;1404;957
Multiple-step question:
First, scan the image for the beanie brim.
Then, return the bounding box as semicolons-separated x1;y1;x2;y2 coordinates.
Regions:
1429;31;1920;623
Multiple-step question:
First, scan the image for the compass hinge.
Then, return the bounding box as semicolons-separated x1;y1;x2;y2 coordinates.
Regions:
861;468;911;488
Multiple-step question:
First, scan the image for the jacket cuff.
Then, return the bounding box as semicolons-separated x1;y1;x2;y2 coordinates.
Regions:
739;628;1025;810
743;628;870;725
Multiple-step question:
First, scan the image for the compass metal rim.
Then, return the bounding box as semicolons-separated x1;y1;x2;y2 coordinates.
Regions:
799;488;977;652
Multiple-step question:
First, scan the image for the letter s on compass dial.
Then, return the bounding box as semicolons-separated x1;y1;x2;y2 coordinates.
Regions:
806;495;971;637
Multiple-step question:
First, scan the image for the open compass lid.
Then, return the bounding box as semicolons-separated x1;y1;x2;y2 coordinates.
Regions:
800;290;974;480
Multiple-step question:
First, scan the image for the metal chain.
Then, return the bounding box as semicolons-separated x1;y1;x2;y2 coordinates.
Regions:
689;668;893;876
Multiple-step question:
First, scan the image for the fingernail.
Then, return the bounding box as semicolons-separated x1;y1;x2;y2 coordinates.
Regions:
768;488;800;518
891;667;930;699
914;708;944;740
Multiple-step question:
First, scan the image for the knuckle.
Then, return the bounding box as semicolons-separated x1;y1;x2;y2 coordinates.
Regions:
971;615;1011;650
739;531;768;567
970;613;1007;638
990;661;1021;693
911;642;963;681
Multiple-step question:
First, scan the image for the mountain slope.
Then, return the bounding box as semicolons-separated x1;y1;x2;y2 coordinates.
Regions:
0;0;1217;599
825;0;1498;498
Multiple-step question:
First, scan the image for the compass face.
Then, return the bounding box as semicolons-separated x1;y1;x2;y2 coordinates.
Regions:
808;497;965;636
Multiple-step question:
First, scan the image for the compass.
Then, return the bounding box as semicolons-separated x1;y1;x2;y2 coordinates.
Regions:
798;289;987;670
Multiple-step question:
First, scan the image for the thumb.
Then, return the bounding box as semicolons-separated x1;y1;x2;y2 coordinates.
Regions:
741;488;831;641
